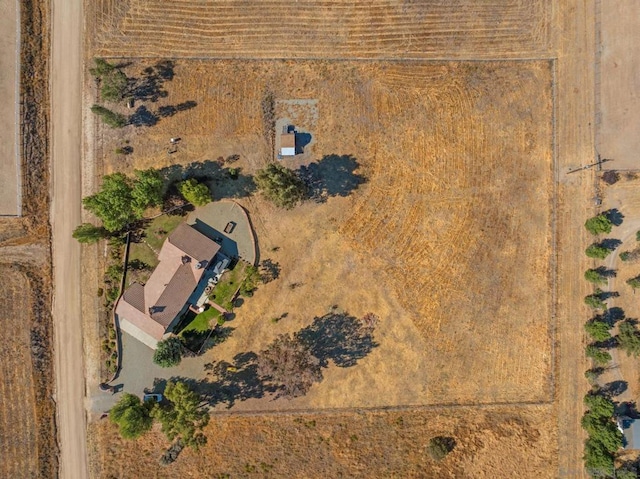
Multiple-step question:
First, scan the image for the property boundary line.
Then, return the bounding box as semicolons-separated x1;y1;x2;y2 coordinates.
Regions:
97;55;557;63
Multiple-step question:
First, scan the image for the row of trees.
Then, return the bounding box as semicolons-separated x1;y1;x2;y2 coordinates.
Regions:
73;169;212;242
581;212;640;477
90;59;130;128
110;381;209;462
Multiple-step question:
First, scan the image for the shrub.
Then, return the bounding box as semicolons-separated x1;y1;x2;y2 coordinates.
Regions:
620;251;631;262
178;178;211;206
89;58;115;77
91;104;127;128
585;214;613;235
426;436;456;461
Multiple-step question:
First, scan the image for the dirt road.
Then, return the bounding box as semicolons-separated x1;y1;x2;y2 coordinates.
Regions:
50;0;87;476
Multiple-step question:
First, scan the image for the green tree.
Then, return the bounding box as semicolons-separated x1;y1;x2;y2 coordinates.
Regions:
617;320;640;357
82;173;135;232
585;243;613;260
254;163;307;209
91;104;128;128
426;436;456;461
585;214;613;235
626;276;640;290
584;394;615;418
131;169;164;216
178;179;211;206
584;319;611;342
89;58;116;76
152;381;209;448
584;293;606;310
585;345;612;366
584;268;607;285
101;69;128;101
109;393;153;439
583;437;614;476
153;337;184;368
616;466;639;479
72;223;109;244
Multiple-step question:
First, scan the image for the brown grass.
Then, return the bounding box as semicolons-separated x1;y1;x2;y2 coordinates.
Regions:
0;0;57;476
89;404;557;478
95;59;553;407
88;0;551;59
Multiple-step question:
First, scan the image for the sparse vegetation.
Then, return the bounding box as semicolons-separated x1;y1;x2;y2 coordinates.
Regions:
626;276;640;290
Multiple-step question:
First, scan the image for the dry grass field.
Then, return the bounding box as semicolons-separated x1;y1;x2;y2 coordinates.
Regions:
89;404;557;478
82;0;586;477
0;0;57;476
88;0;551;59
95;60;554;408
0;265;56;478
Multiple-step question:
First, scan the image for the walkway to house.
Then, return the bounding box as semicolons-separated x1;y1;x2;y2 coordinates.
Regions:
187;200;257;265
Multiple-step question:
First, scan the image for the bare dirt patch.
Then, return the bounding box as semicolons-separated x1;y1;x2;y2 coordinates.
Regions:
89;404;557;478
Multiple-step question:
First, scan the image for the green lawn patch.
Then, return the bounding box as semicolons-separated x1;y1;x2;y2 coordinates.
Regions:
208;261;248;310
144;214;184;252
128;241;159;269
182;307;220;334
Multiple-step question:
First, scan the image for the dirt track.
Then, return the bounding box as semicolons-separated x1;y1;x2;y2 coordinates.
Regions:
51;0;88;476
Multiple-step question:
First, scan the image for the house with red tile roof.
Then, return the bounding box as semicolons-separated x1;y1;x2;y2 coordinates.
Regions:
115;223;221;349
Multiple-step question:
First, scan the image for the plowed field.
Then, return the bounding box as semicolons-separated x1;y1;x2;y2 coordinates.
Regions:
89;0;551;59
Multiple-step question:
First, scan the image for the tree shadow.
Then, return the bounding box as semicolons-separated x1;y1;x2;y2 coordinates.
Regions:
604;208;624;227
601;238;623;250
296;312;378;368
181;325;234;355
617;401;640;419
158;101;198;118
158;160;255;200
604;307;626;326
129;65;170;102
594;266;616;278
601;290;620;301
129;105;159;127
600;380;628;397
295;132;312;154
298;154;367;203
259;258;280;283
190;352;279;408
